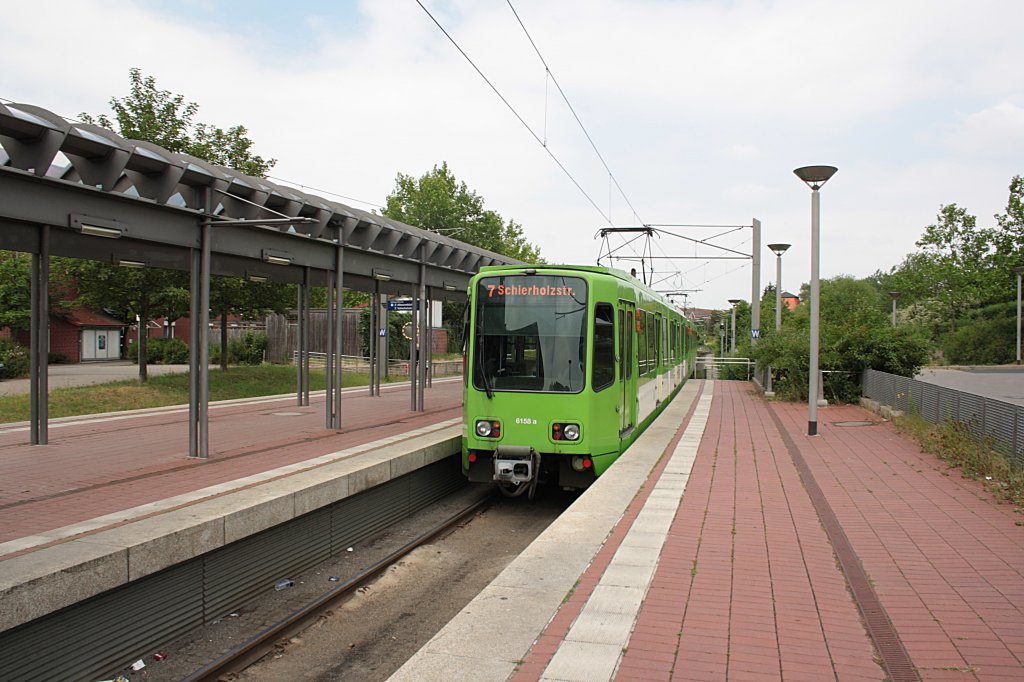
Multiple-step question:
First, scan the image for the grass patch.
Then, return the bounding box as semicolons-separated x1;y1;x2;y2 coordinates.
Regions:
0;364;392;424
894;413;1024;513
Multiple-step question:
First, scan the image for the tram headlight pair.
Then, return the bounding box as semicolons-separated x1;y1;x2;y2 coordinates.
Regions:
551;422;580;441
475;419;501;438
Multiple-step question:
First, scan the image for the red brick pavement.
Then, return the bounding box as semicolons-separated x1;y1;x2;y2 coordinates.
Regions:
0;380;462;548
517;381;1024;681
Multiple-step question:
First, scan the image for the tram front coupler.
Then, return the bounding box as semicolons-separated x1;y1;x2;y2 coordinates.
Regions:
493;445;537;484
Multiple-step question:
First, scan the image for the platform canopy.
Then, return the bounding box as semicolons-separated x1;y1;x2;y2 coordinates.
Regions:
1;100;523;452
0;101;519;295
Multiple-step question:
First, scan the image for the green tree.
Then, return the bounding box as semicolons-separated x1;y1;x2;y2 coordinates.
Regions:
80;68;275;176
383;162;542;263
76;68;277;381
383;163;543;349
0;251;31;332
209;276;293;369
910;204;998;330
57;259;191;382
941;302;1017;364
752;276;929;402
994;175;1024;266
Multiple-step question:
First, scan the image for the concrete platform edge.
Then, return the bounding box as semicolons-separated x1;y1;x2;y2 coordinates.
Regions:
389;381;704;682
0;426;462;633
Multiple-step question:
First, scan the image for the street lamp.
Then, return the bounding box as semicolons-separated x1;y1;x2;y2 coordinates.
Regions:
767;244;791;333
765;244;790;397
889;291;900;327
794;165;837;436
728;299;741;353
1015;266;1024;364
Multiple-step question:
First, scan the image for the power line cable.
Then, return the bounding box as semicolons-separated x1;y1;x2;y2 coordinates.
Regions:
505;0;644;227
414;0;611;225
266;175;384;211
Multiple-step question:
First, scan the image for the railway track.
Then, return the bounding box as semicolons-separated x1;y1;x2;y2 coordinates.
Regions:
181;491;495;681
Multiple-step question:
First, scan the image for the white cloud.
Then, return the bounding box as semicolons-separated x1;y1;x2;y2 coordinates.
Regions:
945;101;1024;159
2;0;1023;310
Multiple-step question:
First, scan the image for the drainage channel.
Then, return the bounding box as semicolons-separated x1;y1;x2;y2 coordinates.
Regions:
767;408;921;682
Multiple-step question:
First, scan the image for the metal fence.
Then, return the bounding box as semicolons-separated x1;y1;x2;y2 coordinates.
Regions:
695;356;754;380
862;369;1024;466
291;352;462;378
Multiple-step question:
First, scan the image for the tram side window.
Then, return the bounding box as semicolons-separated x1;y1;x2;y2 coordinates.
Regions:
669;323;675;364
638;311;648;374
592;303;615;391
658;316;664;369
618;309;627;381
648;314;657;375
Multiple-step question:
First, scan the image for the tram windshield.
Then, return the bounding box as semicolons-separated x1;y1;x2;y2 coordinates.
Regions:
473;275;587;393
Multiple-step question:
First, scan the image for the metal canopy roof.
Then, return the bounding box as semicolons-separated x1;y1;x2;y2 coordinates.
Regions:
0;101;520;294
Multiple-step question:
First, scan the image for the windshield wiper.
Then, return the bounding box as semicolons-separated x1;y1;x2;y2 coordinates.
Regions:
476;333;494;399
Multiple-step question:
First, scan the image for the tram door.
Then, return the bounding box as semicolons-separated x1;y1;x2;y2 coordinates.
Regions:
618;301;636;436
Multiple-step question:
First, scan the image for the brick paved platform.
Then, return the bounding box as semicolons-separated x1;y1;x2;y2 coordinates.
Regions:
395;380;1024;682
0;379;462;552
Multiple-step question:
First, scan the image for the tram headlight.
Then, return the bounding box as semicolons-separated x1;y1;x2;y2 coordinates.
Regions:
475;419;500;438
552;422;580;441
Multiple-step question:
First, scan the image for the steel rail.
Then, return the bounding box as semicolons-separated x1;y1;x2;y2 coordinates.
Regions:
182;491;496;681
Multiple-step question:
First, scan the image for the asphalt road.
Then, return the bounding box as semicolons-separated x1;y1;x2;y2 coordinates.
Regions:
0;361;192;397
915;366;1024;406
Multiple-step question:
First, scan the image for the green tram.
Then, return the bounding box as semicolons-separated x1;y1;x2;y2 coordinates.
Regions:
462;264;698;498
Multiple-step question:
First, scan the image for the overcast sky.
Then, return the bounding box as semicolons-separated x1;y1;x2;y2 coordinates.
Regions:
4;0;1022;314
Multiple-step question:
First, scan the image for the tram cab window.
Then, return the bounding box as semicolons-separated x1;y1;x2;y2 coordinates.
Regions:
474;275;587;393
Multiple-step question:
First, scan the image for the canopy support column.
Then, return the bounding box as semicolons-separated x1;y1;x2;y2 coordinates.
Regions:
29;224;49;445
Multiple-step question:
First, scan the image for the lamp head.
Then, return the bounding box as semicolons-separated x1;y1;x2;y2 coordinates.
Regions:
793;165;838;189
728;299;741;306
1014;266;1024;275
889;291;901;300
767;243;791;256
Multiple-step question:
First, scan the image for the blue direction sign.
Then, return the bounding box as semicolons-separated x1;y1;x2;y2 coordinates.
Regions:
387;299;416;312
751;329;760;339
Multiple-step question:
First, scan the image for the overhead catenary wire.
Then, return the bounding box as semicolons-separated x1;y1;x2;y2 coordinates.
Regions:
266;175;384;211
414;0;612;225
505;0;645;227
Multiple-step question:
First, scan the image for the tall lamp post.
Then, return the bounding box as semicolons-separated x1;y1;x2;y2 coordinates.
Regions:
794;165;837;436
728;299;741;353
767;244;791;332
1015;266;1024;364
765;244;790;397
889;291;900;327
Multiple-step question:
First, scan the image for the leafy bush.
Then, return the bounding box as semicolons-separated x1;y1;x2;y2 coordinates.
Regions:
157;338;189;364
127;337;189;364
0;338;29;379
227;332;267;365
941;307;1015;365
753;276;931;403
359;309;415;360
